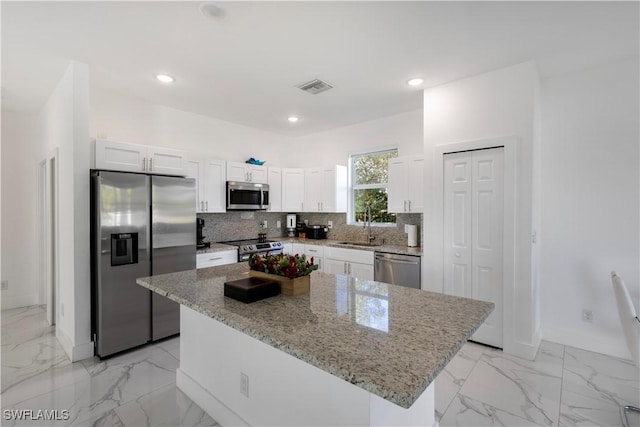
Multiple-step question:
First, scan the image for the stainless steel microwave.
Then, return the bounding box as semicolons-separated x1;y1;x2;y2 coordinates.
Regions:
226;181;269;210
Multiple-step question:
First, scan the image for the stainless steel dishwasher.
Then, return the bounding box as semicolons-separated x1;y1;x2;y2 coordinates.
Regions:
374;252;421;289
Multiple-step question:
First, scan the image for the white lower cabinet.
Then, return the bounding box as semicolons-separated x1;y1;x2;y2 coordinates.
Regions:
196;250;237;269
324;247;374;280
304;244;324;272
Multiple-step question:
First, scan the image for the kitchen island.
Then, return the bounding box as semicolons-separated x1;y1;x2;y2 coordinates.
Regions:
137;263;493;426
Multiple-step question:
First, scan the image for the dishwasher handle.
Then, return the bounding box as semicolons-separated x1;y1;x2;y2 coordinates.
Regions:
375;254;420;265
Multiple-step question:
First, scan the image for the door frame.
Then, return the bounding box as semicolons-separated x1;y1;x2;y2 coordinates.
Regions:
428;136;517;353
43;148;60;326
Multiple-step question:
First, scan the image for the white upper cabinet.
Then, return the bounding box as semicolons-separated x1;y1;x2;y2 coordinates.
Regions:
267;167;282;212
94;139;187;176
304;167;323;212
281;168;305;212
304;165;347;212
186;156;226;213
388;154;424;213
202;159;226;213
226;161;268;184
146;146;189;176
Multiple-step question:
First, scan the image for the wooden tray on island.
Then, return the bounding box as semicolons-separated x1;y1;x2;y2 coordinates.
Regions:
249;270;310;296
224;277;280;303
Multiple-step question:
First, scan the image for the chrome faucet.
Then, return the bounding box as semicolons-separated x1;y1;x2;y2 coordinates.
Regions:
363;204;375;243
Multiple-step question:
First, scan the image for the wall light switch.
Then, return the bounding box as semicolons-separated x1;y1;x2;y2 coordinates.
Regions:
327;221;333;229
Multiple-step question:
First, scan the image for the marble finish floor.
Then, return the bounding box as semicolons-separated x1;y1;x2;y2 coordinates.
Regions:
2;305;639;426
1;306;217;427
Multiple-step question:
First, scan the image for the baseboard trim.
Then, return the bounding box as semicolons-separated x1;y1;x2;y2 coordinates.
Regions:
542;325;631;360
504;329;541;360
1;294;39;310
72;340;94;361
176;368;249;427
55;328;94;362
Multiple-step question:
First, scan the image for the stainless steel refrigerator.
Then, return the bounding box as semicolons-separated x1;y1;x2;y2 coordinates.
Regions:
91;170;196;358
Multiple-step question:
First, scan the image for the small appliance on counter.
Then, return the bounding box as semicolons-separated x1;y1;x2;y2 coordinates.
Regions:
306;225;328;240
286;214;297;237
405;224;418;247
296;222;307;238
197;218;210;249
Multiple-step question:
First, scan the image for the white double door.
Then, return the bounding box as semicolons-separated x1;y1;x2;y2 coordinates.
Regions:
443;147;504;348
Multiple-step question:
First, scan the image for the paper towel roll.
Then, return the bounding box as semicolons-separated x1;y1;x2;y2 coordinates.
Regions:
406;224;418;247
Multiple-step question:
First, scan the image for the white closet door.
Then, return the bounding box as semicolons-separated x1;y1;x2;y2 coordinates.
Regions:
444;147;504;348
443;153;473;299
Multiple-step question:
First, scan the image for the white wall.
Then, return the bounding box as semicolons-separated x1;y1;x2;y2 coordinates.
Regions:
90;86;295;163
423;62;541;359
1;111;39;309
291;109;423;167
540;58;640;359
36;61;92;361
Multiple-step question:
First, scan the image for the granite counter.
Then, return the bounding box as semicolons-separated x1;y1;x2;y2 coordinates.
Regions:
137;263;492;411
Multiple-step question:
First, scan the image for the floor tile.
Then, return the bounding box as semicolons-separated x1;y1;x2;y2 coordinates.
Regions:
560;345;640;426
439;393;542;426
114;383;219;427
458;343;563;426
72;409;125;427
435;342;485;420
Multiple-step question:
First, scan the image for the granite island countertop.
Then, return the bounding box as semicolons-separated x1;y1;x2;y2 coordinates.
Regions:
137;263;493;409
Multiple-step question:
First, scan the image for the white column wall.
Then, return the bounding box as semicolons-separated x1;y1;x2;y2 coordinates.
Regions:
36;61;92;361
539;58;640;359
1;111;39;309
423;62;541;359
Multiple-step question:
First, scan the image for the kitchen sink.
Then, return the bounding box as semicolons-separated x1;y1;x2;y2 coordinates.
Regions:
337;241;380;247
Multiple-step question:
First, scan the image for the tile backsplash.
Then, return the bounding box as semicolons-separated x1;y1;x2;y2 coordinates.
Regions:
198;212;422;247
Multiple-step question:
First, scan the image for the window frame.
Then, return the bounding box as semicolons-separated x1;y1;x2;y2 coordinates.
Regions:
348;147;398;226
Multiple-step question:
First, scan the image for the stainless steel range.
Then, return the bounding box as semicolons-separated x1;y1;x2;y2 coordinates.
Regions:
220;239;284;261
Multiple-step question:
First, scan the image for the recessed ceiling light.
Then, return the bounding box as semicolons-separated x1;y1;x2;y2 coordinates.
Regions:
156;74;175;84
288;116;299;123
407;78;424;87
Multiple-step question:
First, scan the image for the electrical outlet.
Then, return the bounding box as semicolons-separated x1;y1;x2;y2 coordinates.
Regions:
327;221;333;229
1;280;8;290
276;220;281;229
240;372;249;397
582;309;593;323
262;220;268;229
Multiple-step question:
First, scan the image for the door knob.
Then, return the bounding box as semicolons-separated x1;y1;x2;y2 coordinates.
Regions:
455;252;461;258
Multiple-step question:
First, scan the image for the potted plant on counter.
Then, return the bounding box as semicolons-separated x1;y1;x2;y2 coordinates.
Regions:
248;253;318;295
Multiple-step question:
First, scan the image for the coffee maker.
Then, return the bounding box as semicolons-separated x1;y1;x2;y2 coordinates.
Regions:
197;218;210;249
286;214;297;237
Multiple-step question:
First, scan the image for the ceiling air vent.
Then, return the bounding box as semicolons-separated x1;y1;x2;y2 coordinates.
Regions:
296;78;333;95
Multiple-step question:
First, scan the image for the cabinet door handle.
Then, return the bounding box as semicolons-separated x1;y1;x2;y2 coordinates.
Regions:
205;201;209;211
149;158;153;172
348;263;351;274
343;262;347;274
142;158;147;171
408;200;411;212
209;257;222;261
403;200;407;212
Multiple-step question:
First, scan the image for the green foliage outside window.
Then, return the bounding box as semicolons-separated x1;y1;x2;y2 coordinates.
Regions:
351;150;398;224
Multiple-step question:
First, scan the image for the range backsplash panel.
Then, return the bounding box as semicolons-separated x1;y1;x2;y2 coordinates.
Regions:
198;212;422;247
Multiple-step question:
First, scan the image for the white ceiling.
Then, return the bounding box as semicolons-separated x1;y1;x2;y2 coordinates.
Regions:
2;1;638;136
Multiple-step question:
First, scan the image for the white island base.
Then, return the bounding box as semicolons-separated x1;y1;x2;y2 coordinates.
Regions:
177;306;437;427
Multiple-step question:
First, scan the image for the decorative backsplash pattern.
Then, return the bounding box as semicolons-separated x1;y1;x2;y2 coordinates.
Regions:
198;212;422;247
